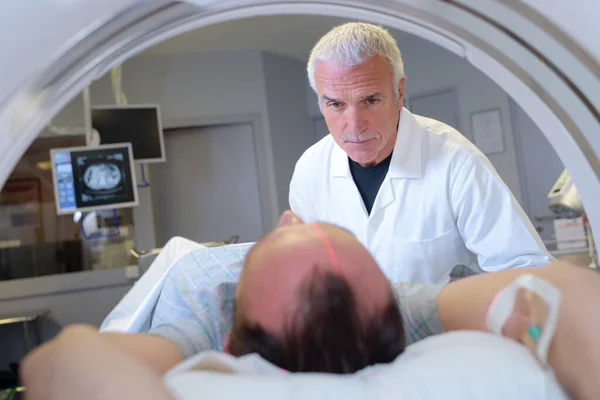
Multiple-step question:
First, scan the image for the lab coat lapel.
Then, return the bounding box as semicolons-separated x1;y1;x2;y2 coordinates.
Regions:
371;178;395;216
370;108;423;218
330;142;370;224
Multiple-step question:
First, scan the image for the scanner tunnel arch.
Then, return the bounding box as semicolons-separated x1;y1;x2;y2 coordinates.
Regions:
0;0;598;245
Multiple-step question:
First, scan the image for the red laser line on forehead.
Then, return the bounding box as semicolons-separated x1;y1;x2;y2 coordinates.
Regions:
310;223;341;274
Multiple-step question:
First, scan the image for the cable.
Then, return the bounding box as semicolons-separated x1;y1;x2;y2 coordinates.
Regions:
80;209;121;240
6;387;17;400
46;86;98;138
111;65;128;106
112;208;120;232
137;164;150;188
47;65;127;136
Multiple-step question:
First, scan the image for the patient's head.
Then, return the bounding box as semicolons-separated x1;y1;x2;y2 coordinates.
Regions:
224;211;405;373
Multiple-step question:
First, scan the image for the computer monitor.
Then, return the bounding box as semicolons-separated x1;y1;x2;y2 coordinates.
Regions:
50;143;139;215
91;105;166;164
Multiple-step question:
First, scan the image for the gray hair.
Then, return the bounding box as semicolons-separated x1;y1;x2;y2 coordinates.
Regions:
307;22;405;103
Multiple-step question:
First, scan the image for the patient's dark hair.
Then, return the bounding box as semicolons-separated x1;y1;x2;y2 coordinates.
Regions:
228;270;405;373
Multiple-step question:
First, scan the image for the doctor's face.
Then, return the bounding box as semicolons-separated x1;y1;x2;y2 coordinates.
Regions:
314;55;406;167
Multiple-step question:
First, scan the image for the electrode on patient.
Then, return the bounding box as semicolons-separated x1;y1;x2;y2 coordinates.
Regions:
485;274;562;369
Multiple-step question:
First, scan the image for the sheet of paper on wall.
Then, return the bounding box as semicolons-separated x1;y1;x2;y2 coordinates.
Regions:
471;109;505;155
553;217;587;250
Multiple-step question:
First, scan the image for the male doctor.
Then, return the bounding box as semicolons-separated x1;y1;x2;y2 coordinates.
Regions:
289;22;553;283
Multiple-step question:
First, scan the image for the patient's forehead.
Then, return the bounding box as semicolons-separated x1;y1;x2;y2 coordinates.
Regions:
243;222;360;275
254;221;355;244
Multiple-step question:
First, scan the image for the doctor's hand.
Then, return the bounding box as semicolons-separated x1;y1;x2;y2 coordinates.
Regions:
20;324;175;400
278;210;304;226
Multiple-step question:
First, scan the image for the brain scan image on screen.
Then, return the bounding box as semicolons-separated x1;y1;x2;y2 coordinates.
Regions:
83;163;122;191
53;145;137;214
73;151;132;204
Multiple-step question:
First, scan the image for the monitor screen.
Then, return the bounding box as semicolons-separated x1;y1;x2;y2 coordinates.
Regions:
51;143;139;215
91;105;166;163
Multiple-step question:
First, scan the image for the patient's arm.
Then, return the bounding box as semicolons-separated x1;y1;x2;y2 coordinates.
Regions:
20;325;174;400
438;261;600;400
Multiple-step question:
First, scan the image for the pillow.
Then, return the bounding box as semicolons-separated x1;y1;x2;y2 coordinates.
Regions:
163;331;569;400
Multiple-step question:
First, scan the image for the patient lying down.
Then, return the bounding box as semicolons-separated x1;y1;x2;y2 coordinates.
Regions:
226;213;405;373
19;211;600;400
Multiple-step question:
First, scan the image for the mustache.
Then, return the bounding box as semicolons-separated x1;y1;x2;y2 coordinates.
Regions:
341;132;379;143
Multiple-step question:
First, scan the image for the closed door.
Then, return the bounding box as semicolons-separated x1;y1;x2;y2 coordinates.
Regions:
150;123;264;246
408;88;460;130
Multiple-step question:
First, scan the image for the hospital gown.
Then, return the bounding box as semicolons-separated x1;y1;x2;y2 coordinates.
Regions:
148;244;446;359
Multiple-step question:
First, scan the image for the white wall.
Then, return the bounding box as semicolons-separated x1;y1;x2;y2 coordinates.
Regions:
122;51;269;123
306;33;525;204
262;52;315;211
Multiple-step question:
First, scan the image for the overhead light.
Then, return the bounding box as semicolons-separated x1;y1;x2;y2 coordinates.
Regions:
36;161;52;170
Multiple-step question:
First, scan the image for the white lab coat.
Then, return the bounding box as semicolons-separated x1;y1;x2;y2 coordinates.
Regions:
289;108;553;283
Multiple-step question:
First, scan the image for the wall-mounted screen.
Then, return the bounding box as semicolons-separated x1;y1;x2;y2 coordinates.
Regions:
50;143;139;215
92;105;166;163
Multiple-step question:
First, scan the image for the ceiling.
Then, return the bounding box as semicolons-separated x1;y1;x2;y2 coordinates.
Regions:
143;14;413;61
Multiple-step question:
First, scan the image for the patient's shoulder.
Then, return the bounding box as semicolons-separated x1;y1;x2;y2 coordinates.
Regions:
167;243;254;290
393;283;446;345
